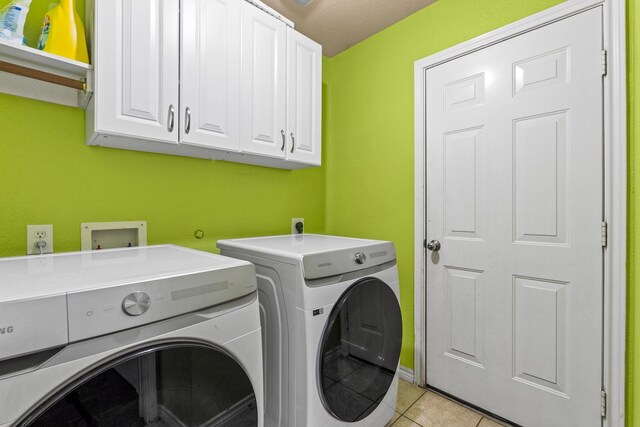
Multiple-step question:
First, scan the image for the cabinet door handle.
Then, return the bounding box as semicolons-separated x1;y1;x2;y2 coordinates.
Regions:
290;132;295;153
185;107;191;134
281;129;285;151
167;104;175;133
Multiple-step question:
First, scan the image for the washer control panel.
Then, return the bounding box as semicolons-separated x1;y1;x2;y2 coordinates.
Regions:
122;291;151;316
66;264;256;342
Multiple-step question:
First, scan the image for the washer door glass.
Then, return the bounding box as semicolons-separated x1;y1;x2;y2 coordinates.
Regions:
319;277;402;422
23;344;257;427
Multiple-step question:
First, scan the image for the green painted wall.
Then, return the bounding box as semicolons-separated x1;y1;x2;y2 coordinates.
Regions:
0;1;327;257
0;91;327;254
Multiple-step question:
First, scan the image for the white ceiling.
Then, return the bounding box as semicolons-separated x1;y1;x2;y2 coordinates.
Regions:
260;0;438;57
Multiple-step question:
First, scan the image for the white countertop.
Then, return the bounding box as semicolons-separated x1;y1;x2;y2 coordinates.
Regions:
0;245;247;301
217;234;385;258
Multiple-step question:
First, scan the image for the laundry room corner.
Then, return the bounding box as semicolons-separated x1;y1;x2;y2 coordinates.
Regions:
3;0;640;424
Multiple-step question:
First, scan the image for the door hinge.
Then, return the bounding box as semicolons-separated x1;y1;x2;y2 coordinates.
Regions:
601;221;608;247
601;389;607;418
602;50;608;76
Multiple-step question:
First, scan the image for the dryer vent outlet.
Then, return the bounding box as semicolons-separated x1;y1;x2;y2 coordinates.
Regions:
291;218;304;234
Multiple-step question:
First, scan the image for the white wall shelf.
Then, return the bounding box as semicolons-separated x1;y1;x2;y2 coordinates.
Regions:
0;38;93;108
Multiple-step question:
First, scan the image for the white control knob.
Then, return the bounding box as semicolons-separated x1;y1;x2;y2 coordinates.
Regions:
122;291;151;316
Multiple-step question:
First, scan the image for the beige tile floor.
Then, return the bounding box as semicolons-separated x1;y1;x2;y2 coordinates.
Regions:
386;380;511;427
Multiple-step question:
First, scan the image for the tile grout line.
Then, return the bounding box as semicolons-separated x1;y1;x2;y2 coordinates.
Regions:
400;388;428;426
392;414;425;427
400;388;427;415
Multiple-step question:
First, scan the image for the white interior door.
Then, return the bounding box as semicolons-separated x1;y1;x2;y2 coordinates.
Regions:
239;1;286;158
425;8;603;427
180;0;240;151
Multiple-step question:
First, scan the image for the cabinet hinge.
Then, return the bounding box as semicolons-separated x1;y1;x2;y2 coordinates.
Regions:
601;221;608;247
602;50;608;76
601;389;607;418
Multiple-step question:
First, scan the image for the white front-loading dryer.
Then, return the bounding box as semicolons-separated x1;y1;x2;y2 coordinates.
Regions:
0;245;263;427
218;234;402;427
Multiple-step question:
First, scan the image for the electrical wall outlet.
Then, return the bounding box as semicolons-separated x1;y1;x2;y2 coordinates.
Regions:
291;218;304;234
27;224;53;255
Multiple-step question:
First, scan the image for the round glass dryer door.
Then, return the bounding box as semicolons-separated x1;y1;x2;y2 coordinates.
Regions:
319;277;402;422
22;344;258;427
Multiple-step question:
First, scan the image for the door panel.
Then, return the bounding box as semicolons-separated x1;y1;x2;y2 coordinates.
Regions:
513;276;568;394
240;2;286;158
425;8;603;427
444;127;482;239
181;0;241;151
443;267;484;367
94;0;179;143
286;28;322;165
513;111;568;244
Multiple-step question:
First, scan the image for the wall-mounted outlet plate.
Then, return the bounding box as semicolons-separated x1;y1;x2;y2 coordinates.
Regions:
27;224;53;255
291;218;304;234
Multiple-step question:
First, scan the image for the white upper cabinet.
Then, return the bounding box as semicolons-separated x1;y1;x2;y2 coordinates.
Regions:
89;0;179;145
286;27;321;166
181;0;241;151
87;0;322;168
239;1;287;158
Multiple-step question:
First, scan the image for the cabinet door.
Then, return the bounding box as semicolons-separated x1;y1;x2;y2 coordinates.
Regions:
94;0;179;144
239;1;287;158
286;28;322;165
181;0;240;151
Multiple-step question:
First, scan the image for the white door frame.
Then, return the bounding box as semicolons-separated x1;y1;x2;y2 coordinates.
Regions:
413;0;627;425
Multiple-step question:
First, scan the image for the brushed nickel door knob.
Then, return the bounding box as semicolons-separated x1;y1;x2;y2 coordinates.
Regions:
426;240;441;252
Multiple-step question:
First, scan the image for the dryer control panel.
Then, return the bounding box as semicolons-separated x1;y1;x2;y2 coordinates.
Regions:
302;241;396;279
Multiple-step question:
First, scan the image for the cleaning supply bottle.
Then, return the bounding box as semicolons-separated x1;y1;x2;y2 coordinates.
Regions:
37;0;89;63
0;0;32;45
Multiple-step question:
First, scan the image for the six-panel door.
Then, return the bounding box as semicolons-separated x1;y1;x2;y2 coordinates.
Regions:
94;0;179;144
425;7;604;427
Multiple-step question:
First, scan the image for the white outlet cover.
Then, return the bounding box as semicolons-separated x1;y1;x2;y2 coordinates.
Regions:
27;224;53;255
291;218;304;234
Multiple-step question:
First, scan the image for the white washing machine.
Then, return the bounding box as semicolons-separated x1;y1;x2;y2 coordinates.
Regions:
218;234;402;427
0;244;263;427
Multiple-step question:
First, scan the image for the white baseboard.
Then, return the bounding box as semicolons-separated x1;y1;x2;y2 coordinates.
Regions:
398;365;415;383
